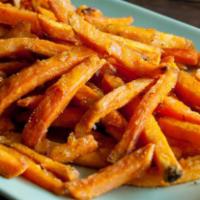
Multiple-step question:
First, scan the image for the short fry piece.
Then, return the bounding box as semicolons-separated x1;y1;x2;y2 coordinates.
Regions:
0;47;93;115
159;117;200;146
109;66;178;163
157;96;200;125
11;143;79;181
66;144;155;199
175;70;200;109
143;115;182;182
49;134;98;163
75;78;152;137
0;144;28;178
0;38;72;58
22;56;105;147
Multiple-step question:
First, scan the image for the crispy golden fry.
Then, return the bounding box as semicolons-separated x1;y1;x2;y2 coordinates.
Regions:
0;144;28;178
109;66;178;163
0;61;29;75
75;78;152;137
0;46;93;115
49;134;98;163
22;56;105;147
130;155;200;187
101;24;193;49
69;14;161;77
11;142;79;181
157;96;200;125
143;115;182;182
175;70;200;109
23;158;65;195
0;38;72;58
159;117;200;146
36;6;56;20
66;144;154;200
49;0;75;23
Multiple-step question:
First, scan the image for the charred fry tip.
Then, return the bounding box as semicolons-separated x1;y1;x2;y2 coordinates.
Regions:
164;166;183;183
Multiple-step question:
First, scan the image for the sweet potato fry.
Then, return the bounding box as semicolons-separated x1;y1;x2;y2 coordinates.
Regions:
22;56;105;147
0;46;93;115
159;117;200;146
175;70;200;109
130;155;200;187
0;144;28;178
66;144;154;199
163;48;198;66
101;24;193;49
49;134;98;163
0;38;72;58
48;0;75;23
142;115;182;182
69;14;161;77
23;158;65;195
157;96;200;124
109;66;179;163
10;142;79;181
75;78;152;137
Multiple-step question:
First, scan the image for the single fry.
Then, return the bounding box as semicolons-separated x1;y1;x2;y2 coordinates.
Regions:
0;38;72;58
0;46;93;115
159;117;200;146
175;70;200;109
69;14;161;77
66;144;155;200
101;24;193;49
75;78;152;137
49;134;98;163
22;56;105;147
157;96;200;125
130;155;200;187
163;48;198;66
49;0;75;23
109;66;178;163
0;144;28;178
142;115;182;182
17;95;43;109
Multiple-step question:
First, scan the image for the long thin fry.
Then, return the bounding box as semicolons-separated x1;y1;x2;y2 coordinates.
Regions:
175;70;200;109
143;115;182;182
10;142;79;181
49;134;98;163
157;96;200;124
66;144;155;200
0;46;93;115
0;144;28;178
159;117;200;146
22;56;105;147
75;78;152;137
0;38;72;58
69;13;161;77
109;66;179;163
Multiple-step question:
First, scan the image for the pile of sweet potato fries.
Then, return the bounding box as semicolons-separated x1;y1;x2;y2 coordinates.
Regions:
0;0;200;199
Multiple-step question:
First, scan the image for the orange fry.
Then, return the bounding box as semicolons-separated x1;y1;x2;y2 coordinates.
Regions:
66;144;154;200
22;56;105;147
175;70;200;109
0;38;72;58
49;134;98;163
0;144;28;178
163;48;198;66
75;78;152;137
159;117;200;146
69;14;161;77
0;46;93;115
17;95;43;109
102;24;193;49
142;115;182;182
157;96;200;125
109;66;178;163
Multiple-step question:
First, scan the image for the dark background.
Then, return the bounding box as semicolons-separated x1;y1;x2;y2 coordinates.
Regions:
126;0;200;28
0;0;199;200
